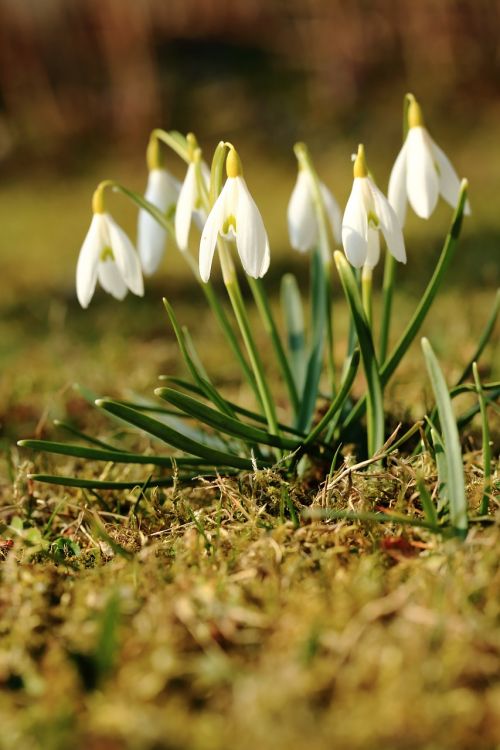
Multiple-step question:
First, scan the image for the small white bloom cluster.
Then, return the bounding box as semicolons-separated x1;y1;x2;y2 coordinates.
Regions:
76;95;467;308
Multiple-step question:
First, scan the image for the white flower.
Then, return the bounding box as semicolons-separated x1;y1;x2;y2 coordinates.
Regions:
287;168;341;252
175;158;210;251
137;168;180;275
388;96;470;226
76;207;144;309
342;145;406;269
199;147;270;282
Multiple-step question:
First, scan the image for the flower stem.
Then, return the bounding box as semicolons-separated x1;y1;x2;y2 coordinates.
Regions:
180;251;262;408
218;241;280;438
361;265;373;328
247;277;300;417
342;180;469;433
294;143;336;394
379;252;396;361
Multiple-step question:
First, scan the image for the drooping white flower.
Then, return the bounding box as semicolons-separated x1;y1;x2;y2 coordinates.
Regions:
76;185;144;308
287;168;341;252
137;167;180;275
342;145;406;269
199;147;270;282
175;155;211;251
388;95;470;226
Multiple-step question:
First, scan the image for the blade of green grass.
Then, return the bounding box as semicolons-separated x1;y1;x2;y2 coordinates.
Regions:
456;289;499;385
296;249;327;432
334;251;384;456
155;387;302;453
18;439;210;467
416;476;439;526
28;473;178;490
53;419;122;452
301;348;360;449
429;425;448;513
304;508;441;532
421;338;468;537
281;273;307;395
163;297;236;419
95;398;272;471
472;362;492;515
248;276;300;416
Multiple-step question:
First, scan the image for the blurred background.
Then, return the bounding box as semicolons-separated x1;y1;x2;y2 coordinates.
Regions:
0;0;499;441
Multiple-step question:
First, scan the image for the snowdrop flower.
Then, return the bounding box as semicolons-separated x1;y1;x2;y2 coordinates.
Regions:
199;146;270;282
76;182;144;308
342;144;406;269
137;137;180;275
175;136;211;251
388;94;470;226
287;165;341;252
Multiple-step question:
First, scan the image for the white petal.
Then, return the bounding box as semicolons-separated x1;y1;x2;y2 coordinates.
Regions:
106;214;144;297
287;170;317;252
76;213;105;308
406;127;439;219
342;177;368;268
97;259;128;300
370;181;407;264
175;163;198;251
428;136;471;215
320;181;342;245
364;228;380;269
192;208;208;232
388;140;409;227
234;177;270;278
137;169;179;275
199;182;229;282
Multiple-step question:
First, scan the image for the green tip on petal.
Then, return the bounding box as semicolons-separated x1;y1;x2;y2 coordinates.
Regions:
146;135;164;171
408;97;425;128
91;180;114;214
226;147;243;178
353;144;368;178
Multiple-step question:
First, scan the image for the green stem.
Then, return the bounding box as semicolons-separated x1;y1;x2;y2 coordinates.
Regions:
302;348;360;449
335;252;384;457
181;250;262;406
377;94;412;362
294;144;336;394
361;266;373;328
342;180;469;433
473;363;492;515
247;277;300;417
379;253;396;361
219;242;279;438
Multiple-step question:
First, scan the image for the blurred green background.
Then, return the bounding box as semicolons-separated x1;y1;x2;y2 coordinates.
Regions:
0;0;499;441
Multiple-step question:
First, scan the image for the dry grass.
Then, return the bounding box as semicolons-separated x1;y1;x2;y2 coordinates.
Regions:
1;266;499;748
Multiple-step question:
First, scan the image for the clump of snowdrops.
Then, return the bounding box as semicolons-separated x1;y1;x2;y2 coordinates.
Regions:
20;94;499;539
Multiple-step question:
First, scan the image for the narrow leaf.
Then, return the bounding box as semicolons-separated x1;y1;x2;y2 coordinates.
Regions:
95;399;271;471
421;338;468;537
334;251;384;456
18;439;209;467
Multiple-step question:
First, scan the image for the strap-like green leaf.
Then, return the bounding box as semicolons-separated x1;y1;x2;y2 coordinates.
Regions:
421;338;468;537
155;387;301;452
18;439;209;467
335;252;384;456
297;249;326;432
95;398;271;471
28;473;178;490
163;297;236;419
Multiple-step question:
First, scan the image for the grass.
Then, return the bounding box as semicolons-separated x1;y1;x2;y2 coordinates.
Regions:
0;143;499;748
